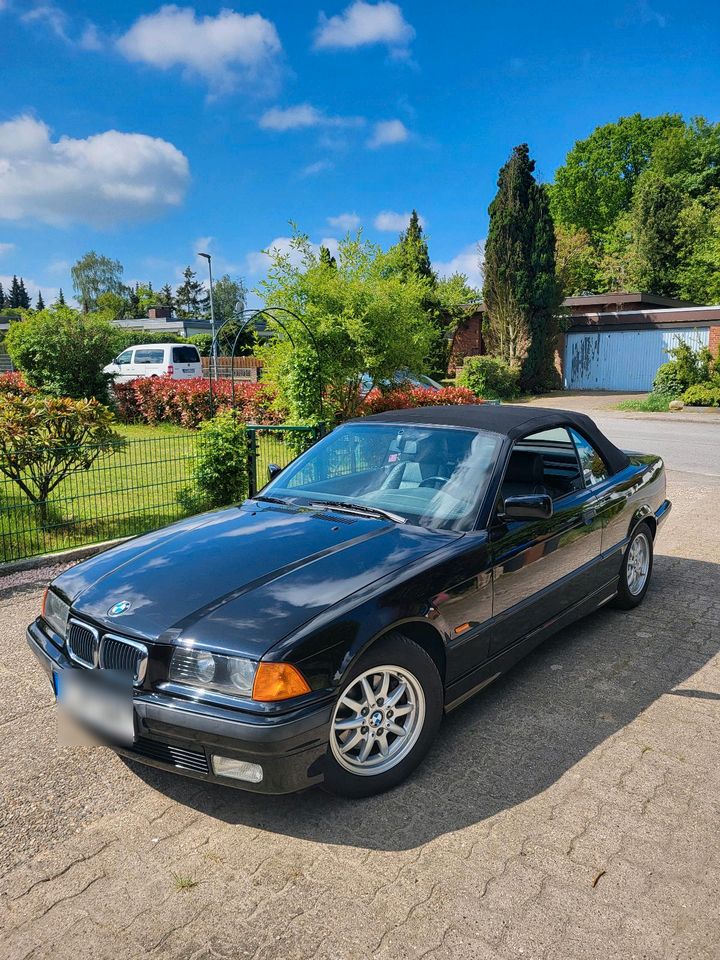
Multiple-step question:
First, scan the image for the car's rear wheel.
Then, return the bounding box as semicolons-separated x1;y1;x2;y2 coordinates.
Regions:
322;633;443;798
612;522;654;609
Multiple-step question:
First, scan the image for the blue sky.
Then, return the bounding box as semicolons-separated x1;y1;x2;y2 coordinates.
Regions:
1;0;719;307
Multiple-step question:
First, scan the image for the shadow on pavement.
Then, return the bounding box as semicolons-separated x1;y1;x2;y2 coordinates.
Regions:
126;553;718;851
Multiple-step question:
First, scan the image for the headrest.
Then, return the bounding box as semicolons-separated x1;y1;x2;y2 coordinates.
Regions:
505;451;544;484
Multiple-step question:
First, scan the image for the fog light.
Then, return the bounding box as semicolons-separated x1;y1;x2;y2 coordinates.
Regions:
212;755;263;783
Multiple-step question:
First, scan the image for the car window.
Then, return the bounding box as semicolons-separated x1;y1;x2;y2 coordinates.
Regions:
265;423;501;531
116;350;133;365
172;346;200;364
134;349;165;364
504;427;583;503
569;428;610;486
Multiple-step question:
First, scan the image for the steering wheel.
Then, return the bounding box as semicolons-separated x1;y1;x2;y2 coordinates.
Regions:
418;476;448;489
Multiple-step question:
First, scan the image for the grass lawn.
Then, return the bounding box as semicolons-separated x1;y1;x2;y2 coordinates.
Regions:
0;423;200;563
0;421;305;563
616;393;674;412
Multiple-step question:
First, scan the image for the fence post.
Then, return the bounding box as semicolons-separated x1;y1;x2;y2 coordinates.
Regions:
246;428;258;498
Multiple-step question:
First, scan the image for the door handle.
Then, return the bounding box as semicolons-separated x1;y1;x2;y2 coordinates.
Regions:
582;507;597;525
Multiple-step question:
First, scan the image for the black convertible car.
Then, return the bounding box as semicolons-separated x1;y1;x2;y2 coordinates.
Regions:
28;405;670;797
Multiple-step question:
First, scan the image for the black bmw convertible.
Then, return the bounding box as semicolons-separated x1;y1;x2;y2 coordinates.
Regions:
28;404;670;797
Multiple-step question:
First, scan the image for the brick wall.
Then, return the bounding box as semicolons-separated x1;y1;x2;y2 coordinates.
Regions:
709;323;720;359
449;312;484;373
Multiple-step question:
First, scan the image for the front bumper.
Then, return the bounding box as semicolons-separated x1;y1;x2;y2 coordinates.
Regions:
26;620;332;794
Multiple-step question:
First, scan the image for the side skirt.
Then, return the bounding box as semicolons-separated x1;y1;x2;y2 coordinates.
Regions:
443;578;619;713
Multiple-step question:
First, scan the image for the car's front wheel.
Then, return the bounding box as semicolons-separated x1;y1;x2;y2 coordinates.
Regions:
613;521;654;609
323;633;443;798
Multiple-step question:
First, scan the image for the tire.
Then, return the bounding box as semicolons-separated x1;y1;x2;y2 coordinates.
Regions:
612;522;654;610
322;633;443;798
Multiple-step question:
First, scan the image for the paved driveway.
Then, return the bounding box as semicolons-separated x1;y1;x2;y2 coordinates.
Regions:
1;422;719;960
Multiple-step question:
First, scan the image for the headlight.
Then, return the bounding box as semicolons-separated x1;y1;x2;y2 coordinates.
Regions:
168;647;256;698
42;588;70;639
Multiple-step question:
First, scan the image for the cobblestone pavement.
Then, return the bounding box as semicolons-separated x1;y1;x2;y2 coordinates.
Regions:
1;469;719;960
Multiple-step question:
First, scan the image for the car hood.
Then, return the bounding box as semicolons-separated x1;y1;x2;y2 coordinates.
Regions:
53;503;458;658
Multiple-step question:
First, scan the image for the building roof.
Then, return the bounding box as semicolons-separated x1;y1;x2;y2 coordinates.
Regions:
563;292;697;310
353;404;630;474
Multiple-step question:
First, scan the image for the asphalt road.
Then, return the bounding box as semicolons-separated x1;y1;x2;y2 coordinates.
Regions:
592;416;720;479
1;407;719;959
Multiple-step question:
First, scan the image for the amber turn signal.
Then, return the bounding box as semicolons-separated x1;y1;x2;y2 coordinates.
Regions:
41;587;48;618
252;662;311;702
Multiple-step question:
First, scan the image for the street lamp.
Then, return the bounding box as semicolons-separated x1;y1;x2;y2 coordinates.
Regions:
197;252;217;378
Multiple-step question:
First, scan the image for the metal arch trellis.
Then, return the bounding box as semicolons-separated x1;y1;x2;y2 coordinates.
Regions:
206;305;324;418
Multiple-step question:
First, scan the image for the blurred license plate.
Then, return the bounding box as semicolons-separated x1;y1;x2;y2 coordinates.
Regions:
55;669;135;745
182;368;193;373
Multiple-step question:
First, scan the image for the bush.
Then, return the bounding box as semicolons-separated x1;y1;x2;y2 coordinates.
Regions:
5;306;119;400
112;376;283;429
0;371;34;396
682;382;720;407
187;334;213;357
652;341;713;396
457;356;520;400
0;394;125;517
360;385;480;415
180;408;249;510
617;391;677;412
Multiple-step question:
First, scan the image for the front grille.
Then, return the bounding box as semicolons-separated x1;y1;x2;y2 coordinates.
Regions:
65;618;148;685
100;635;148;683
67;620;97;668
131;737;209;774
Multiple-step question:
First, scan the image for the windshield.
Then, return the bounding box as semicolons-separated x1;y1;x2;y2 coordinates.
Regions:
263;423;501;531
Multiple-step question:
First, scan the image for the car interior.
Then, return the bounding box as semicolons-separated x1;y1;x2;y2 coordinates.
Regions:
500;427;605;505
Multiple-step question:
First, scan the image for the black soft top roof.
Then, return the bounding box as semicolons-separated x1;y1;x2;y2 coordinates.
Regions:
352;404;630;474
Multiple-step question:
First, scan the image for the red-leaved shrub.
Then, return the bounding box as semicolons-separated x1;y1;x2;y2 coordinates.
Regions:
0;371;34;396
360;385;481;415
112;376;283;428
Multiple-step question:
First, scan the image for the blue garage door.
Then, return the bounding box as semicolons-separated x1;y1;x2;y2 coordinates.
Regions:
564;327;710;391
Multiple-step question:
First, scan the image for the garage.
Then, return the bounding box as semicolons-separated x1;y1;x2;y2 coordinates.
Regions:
564;326;710;391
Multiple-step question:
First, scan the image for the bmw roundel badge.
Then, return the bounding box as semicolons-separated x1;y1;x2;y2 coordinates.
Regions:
107;600;132;616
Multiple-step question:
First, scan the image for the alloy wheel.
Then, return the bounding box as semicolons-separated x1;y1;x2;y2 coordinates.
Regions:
330;665;426;776
626;531;651;595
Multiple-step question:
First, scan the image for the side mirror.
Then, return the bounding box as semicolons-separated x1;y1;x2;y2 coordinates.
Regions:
267;463;283;481
503;494;553;521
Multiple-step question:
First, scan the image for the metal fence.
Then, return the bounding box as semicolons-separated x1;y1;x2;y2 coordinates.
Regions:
0;425;320;564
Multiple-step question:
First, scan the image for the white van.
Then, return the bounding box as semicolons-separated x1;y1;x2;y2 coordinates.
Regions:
104;343;203;382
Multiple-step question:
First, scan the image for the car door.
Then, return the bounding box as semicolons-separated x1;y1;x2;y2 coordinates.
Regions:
489;426;603;655
113;349;135;382
133;348;165;377
171;345;202;379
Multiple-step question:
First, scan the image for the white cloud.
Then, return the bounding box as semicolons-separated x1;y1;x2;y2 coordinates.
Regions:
314;1;414;52
327;212;361;231
299;159;334;178
21;4;69;41
435;242;485;288
117;5;282;95
0;243;15;258
367;118;409;148
79;22;103;50
259;104;364;132
373;210;424;232
0;114;190;228
246;235;339;274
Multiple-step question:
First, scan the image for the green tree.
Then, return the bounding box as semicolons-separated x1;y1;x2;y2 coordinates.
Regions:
56;288;66;307
5;306;120;400
8;276;22;308
631;173;686;297
96;291;129;321
522;183;562;391
0;282;4;310
35;291;45;311
258;229;433;421
0;393;124;521
158;283;175;311
551;113;684;235
17;278;30;309
212;274;250;355
483;144;561;386
71;251;124;313
319;245;337;268
175;266;208;319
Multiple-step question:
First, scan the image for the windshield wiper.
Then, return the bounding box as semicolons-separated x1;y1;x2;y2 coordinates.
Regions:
252;494;291;506
309;500;407;524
